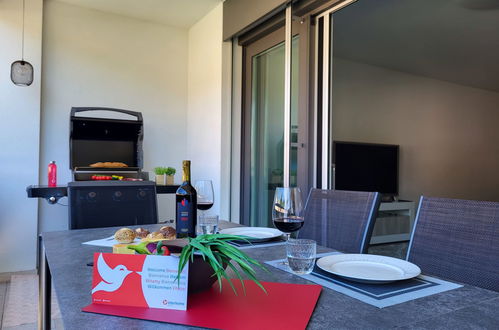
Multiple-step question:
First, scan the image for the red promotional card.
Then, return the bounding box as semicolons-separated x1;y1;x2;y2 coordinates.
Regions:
90;253;189;310
83;279;322;330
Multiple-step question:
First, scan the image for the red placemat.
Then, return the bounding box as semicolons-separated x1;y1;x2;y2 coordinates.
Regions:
83;280;322;330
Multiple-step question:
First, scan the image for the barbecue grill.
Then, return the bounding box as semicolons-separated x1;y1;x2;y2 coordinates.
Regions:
66;107;156;228
26;107;178;204
27;107;179;229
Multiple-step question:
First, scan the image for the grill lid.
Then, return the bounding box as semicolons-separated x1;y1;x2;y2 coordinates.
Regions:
70;107;143;170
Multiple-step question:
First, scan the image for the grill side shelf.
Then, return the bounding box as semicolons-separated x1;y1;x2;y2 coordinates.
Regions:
27;185;68;204
27;184;179;203
156;185;180;194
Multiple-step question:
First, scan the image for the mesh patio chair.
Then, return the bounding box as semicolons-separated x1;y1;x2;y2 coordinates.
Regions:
299;189;381;253
407;196;499;292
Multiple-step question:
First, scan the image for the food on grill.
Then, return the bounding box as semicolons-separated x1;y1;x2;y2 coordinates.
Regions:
89;162;128;168
91;175;111;180
135;227;150;238
114;228;136;243
91;175;124;181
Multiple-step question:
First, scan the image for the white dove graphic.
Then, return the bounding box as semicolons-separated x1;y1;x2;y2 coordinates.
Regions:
91;253;133;294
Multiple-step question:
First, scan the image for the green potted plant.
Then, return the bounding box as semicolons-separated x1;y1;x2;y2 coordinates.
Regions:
154;167;166;185
164;167;176;185
128;234;267;294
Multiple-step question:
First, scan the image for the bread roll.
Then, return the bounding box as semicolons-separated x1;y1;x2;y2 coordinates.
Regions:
141;227;176;241
114;228;136;244
145;231;164;240
135;227;150;239
159;226;176;240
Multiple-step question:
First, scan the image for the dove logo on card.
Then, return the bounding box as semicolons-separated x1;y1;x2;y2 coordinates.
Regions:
92;253;133;294
90;252;189;310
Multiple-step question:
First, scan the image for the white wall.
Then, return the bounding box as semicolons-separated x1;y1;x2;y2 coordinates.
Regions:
187;4;225;216
332;58;499;202
39;1;189;232
0;0;43;272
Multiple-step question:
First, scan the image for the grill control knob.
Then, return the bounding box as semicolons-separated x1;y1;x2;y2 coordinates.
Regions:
137;190;147;199
86;191;97;203
113;191;123;201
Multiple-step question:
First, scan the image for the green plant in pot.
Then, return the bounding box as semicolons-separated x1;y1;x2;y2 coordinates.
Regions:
128;234;267;294
164;167;176;185
154;167;166;185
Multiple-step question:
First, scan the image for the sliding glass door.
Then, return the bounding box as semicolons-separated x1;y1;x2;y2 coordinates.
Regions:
241;22;308;227
237;1;354;226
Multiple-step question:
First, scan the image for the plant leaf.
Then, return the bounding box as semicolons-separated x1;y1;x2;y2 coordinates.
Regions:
189;240;221;269
224;258;246;295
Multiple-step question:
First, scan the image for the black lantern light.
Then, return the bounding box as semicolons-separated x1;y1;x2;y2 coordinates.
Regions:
11;0;34;87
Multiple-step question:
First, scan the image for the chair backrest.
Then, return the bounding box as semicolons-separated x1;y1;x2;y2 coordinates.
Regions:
407;196;499;291
300;189;380;253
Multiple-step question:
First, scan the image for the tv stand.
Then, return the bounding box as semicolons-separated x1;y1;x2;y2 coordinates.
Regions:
370;200;416;245
380;195;396;202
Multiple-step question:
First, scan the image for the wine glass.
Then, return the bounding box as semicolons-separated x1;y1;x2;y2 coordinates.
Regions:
195;179;214;216
272;187;304;241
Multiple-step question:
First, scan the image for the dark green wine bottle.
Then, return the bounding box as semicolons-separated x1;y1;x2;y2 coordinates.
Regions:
175;160;197;238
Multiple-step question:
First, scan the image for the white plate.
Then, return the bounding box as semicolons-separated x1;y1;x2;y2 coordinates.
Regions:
317;254;421;284
219;227;283;241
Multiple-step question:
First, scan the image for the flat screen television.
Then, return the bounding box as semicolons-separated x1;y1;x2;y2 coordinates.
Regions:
333;141;399;196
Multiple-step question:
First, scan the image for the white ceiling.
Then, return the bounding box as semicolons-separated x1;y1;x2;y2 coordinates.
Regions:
334;0;499;92
54;0;222;28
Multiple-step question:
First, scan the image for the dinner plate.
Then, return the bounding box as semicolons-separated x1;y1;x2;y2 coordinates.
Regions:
219;227;283;241
316;254;421;284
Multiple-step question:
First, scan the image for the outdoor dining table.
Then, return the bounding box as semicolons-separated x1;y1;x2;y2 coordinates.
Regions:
39;221;499;329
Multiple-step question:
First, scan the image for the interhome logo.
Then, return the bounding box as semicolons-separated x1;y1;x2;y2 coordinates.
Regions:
92;253;133;294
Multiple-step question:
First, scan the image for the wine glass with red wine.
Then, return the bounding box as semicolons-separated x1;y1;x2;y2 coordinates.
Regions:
272;187;304;241
195;179;214;214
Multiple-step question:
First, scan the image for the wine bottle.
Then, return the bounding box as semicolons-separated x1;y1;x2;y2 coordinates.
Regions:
175;160;197;238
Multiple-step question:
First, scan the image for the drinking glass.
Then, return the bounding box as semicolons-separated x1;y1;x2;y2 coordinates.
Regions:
195;180;214;218
272;187;304;241
198;214;219;235
286;239;316;274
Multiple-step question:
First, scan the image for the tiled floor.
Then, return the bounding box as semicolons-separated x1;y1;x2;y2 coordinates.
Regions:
0;242;407;330
0;271;63;330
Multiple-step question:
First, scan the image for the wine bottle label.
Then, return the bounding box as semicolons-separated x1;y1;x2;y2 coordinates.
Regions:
176;198;193;234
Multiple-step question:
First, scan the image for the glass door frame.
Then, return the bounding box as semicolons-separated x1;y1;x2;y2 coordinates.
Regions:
312;0;358;189
239;16;310;226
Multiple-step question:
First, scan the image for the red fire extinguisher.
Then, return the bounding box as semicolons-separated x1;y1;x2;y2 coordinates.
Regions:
48;161;57;187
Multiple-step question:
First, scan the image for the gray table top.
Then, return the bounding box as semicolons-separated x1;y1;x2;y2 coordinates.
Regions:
42;223;499;329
